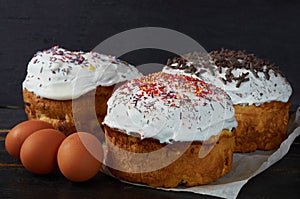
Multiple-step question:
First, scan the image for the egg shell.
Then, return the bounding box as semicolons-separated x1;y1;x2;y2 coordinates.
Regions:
57;132;103;182
5;120;54;159
20;129;66;174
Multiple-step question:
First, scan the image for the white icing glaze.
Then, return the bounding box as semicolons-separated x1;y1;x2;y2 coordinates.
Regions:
23;46;142;100
201;67;292;105
103;72;237;143
163;52;292;105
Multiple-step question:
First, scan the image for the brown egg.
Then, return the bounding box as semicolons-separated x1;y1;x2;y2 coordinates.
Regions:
20;129;66;174
5;120;54;159
57;132;103;182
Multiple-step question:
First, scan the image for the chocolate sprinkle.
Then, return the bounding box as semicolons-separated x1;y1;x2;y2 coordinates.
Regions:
165;48;286;88
210;48;285;87
166;52;212;76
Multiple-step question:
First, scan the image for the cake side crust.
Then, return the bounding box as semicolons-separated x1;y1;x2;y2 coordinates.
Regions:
104;126;235;188
234;101;290;152
23;86;114;135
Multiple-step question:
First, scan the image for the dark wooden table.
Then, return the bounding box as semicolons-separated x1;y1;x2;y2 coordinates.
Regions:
0;106;300;199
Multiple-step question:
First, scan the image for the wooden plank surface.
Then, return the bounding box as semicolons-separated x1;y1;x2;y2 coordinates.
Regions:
0;107;300;199
0;0;299;106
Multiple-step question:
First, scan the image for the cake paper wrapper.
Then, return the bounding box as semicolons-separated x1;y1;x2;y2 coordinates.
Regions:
102;107;300;199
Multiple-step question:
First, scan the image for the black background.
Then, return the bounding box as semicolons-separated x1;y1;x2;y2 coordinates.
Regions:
0;0;299;107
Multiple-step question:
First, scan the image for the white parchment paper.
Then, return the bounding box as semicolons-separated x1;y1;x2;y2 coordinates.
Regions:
158;107;300;199
103;107;300;199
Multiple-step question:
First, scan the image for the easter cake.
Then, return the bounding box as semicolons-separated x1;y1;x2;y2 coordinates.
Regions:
163;49;292;152
103;72;237;187
23;46;142;135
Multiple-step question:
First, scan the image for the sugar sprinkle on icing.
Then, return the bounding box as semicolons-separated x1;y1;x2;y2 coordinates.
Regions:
23;46;142;100
103;72;237;143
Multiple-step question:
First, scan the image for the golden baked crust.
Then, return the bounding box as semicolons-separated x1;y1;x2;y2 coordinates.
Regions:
234;101;290;152
23;86;114;136
104;126;235;188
